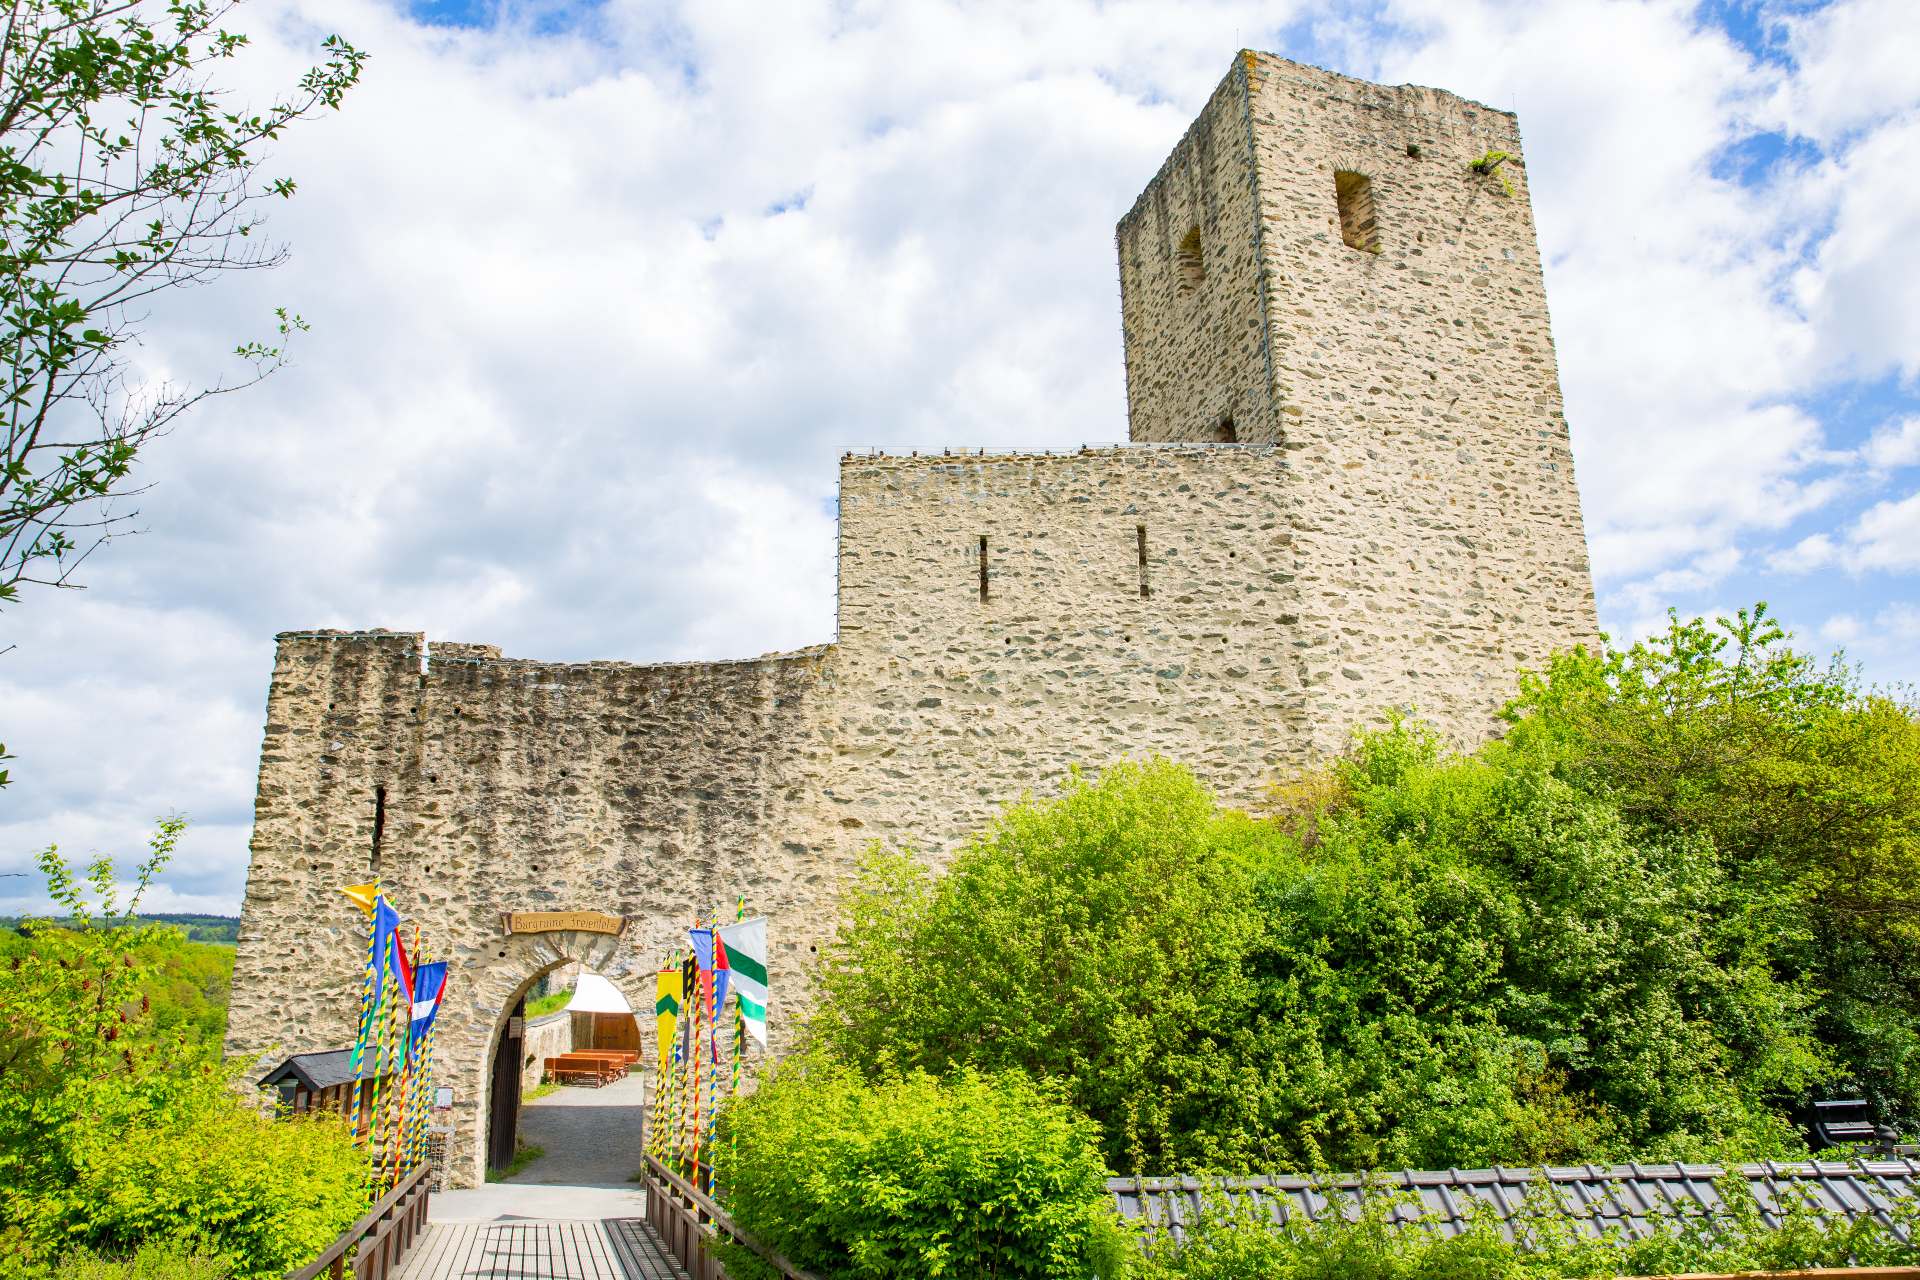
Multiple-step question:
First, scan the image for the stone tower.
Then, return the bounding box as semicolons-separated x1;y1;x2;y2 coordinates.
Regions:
1116;52;1596;750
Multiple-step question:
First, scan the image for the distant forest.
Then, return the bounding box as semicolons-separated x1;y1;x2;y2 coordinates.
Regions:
0;912;240;943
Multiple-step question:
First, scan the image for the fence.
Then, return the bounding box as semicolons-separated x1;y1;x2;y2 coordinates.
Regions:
642;1154;821;1280
286;1162;432;1280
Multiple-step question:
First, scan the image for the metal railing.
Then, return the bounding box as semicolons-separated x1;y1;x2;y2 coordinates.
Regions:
643;1154;821;1280
287;1164;432;1280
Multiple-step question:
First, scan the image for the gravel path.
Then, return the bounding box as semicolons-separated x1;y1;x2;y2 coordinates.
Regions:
504;1072;649;1187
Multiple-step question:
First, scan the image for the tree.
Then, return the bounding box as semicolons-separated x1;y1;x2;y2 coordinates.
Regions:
0;0;364;612
1497;605;1920;1135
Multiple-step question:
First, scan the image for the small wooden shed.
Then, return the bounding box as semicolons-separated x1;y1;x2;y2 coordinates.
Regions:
258;1048;391;1141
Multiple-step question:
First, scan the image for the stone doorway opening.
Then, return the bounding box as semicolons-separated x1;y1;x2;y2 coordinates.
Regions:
482;964;646;1188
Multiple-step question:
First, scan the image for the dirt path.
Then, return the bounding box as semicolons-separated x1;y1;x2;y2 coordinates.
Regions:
505;1072;648;1187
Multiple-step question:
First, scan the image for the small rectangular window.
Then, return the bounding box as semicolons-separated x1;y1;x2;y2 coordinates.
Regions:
370;785;386;872
1334;170;1379;253
978;536;989;602
1137;525;1150;598
1175;226;1204;293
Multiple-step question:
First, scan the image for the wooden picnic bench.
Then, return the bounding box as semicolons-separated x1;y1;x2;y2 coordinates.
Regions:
544;1053;619;1087
569;1050;637;1076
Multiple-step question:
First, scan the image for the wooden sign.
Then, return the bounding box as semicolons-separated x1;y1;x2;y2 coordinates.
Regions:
499;910;627;937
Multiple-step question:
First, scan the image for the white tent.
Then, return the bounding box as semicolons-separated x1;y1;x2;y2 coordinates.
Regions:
562;972;632;1014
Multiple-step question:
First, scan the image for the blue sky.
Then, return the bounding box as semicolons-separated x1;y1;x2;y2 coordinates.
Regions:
1;0;1916;914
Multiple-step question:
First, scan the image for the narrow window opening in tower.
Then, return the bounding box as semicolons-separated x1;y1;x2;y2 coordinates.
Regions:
371;785;386;872
978;536;989;603
1333;170;1379;252
1211;415;1237;443
1175;227;1205;293
1137;524;1150;598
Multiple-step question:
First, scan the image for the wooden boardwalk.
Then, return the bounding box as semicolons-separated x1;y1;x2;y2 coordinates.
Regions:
395;1218;690;1280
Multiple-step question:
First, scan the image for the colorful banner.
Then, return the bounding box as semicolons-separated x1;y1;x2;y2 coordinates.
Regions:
716;917;769;1046
339;884;449;1203
646;908;771;1190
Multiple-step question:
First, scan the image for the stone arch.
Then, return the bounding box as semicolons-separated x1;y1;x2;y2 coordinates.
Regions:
458;928;657;1189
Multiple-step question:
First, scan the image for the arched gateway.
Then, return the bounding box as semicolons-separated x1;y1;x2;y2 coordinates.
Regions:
468;925;653;1190
227;51;1601;1190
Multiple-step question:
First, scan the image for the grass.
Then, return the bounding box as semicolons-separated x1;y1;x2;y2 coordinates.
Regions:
523;1081;559;1103
525;990;571;1018
485;1141;546;1182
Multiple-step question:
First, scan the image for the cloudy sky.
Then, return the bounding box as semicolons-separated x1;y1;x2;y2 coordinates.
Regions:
2;0;1916;914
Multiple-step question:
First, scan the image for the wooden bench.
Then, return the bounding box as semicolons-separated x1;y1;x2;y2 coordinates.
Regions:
569;1050;637;1076
543;1054;619;1087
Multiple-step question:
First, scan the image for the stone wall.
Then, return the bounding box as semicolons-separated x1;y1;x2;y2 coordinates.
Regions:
227;633;838;1187
830;446;1312;849
521;1011;573;1094
227;51;1603;1190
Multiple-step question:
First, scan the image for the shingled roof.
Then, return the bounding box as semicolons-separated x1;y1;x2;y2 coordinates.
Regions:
257;1048;360;1093
1109;1160;1920;1246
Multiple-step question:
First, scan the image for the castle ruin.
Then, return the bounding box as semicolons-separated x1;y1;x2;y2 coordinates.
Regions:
227;51;1598;1187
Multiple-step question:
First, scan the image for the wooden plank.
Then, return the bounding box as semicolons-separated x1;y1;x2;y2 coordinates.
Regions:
392;1223;451;1280
584;1220;620;1280
607;1218;691;1280
447;1222;485;1280
385;1213;690;1280
289;1164;432;1280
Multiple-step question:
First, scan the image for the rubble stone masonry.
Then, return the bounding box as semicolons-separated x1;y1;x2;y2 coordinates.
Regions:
228;52;1598;1187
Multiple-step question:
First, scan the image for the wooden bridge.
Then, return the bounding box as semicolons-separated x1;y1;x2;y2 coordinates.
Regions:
294;1157;815;1280
394;1219;687;1280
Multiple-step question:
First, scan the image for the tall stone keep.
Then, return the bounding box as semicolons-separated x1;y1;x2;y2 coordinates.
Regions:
227;52;1601;1190
1117;52;1595;750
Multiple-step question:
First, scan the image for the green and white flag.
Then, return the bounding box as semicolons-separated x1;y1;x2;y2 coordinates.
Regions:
716;916;769;1046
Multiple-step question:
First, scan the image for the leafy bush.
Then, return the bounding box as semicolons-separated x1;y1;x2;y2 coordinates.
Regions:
47;1242;228;1280
714;1055;1129;1280
1243;722;1821;1169
812;759;1272;1172
812;742;1831;1171
0;930;235;1054
0;831;364;1279
1131;1175;1920;1279
1497;605;1920;1134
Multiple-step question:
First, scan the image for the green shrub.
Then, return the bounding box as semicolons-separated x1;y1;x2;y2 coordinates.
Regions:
1243;722;1821;1169
0;832;364;1280
1498;605;1920;1134
714;1055;1129;1280
810;743;1829;1172
812;759;1273;1172
50;1243;230;1280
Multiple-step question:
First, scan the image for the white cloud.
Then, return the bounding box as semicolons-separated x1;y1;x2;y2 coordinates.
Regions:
1767;490;1920;575
1606;547;1744;618
1818;601;1920;689
4;0;1918;913
1794;115;1920;382
1849;492;1920;572
1774;0;1920;142
1768;531;1839;575
1863;416;1920;470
